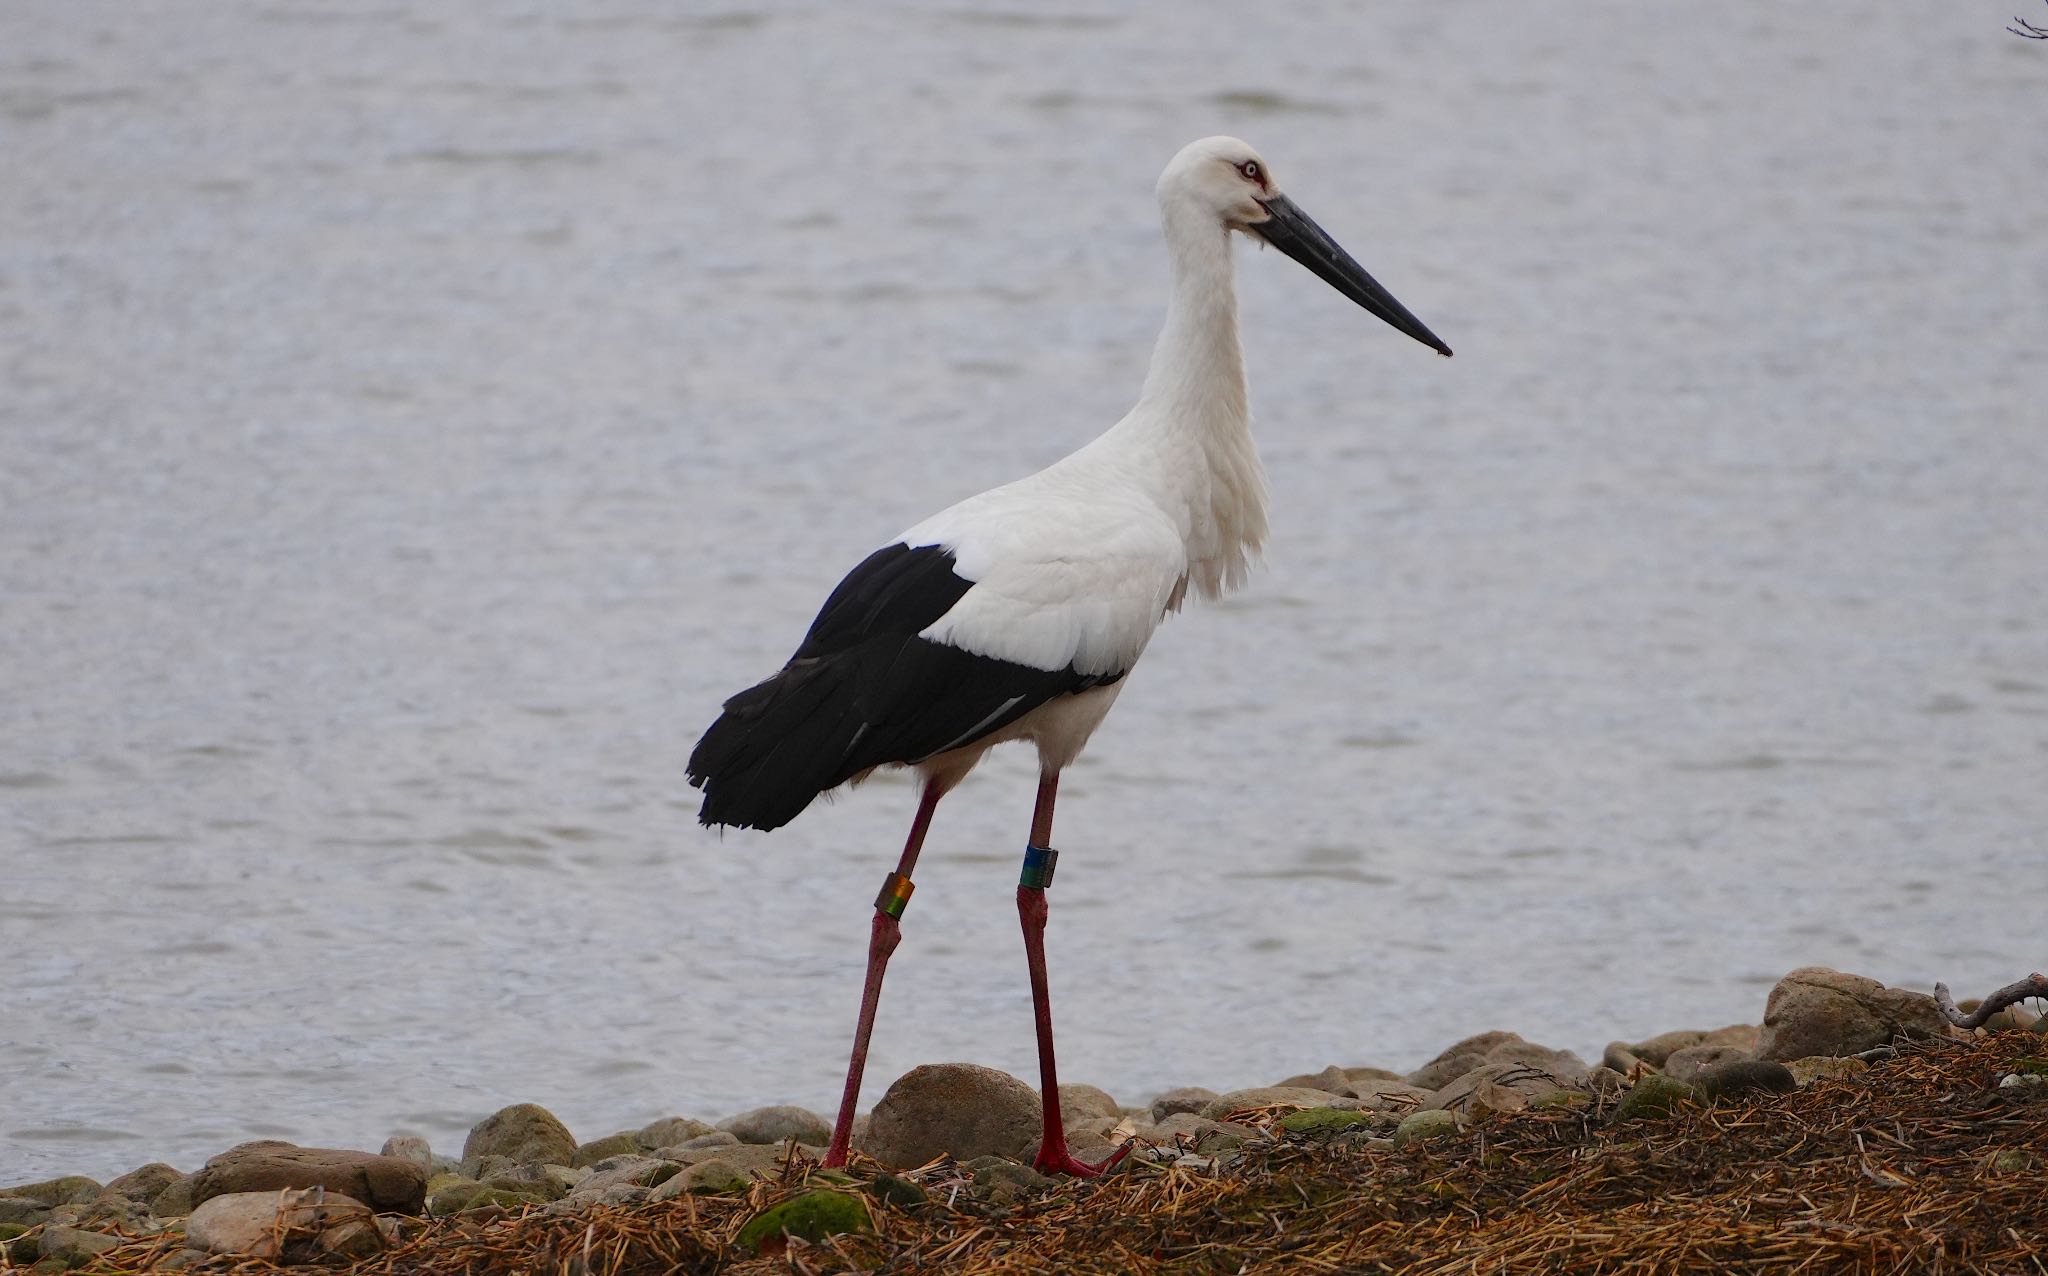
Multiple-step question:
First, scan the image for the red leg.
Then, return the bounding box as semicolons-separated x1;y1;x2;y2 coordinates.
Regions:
1018;772;1133;1178
822;777;945;1168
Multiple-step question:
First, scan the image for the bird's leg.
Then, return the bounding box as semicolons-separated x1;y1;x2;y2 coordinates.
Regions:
822;777;944;1168
1017;771;1134;1178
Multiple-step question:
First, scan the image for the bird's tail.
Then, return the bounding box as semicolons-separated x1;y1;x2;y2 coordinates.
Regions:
688;657;862;831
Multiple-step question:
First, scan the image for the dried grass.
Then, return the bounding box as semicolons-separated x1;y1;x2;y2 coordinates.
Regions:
66;1033;2048;1275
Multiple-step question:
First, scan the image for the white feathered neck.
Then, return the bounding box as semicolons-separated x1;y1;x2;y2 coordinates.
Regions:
1097;193;1269;602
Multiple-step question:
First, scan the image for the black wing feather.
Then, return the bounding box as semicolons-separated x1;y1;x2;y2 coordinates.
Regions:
688;543;1121;831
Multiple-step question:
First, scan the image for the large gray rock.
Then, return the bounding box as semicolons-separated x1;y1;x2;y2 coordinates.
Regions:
463;1103;578;1167
190;1141;426;1214
1405;1031;1527;1090
861;1063;1040;1169
186;1188;390;1261
1149;1086;1219;1123
719;1104;832;1146
1756;968;1955;1061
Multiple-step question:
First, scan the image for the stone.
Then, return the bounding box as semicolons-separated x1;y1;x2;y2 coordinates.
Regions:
185;1189;389;1261
1625;1029;1706;1067
1058;1083;1122;1124
39;1225;121;1268
429;1180;546;1214
190;1141;427;1214
673;1140;822;1175
1344;1066;1406;1083
0;1177;101;1207
1602;1042;1647;1073
1276;1065;1359;1096
720;1105;833;1147
861;1063;1041;1169
102;1163;182;1203
1586;1066;1630;1099
1695;1059;1798;1100
1149;1086;1219;1123
649;1159;751;1200
0;1198;50;1227
736;1189;872;1254
380;1136;433;1172
576;1155;679;1194
1405;1031;1526;1090
1701;1024;1762;1053
637;1116;716;1148
1426;1061;1588;1118
1785;1056;1871;1086
1277;1108;1375;1136
1391;1109;1462;1147
1143;1112;1250;1151
1756;968;1954;1061
150;1176;197;1218
1348;1080;1434;1113
571;1133;643;1167
463;1104;577;1167
672;1131;742;1152
1199;1087;1362;1120
1662;1044;1752;1083
1614;1075;1695;1121
969;1157;1054;1206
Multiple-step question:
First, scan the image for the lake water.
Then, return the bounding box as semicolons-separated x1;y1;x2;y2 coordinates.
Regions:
3;1;2044;1181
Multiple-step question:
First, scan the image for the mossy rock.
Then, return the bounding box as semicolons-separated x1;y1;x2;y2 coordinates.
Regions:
736;1189;873;1254
1614;1074;1696;1122
429;1180;546;1214
0;1177;102;1207
1391;1109;1462;1147
571;1133;643;1168
1983;1148;2032;1173
1277;1108;1375;1136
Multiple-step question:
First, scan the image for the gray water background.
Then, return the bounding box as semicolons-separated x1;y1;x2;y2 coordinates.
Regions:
3;2;2044;1181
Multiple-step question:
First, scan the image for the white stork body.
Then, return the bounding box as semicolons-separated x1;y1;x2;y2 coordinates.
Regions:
687;137;1449;1173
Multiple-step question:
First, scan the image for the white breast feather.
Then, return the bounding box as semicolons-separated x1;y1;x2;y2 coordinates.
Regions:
899;471;1186;677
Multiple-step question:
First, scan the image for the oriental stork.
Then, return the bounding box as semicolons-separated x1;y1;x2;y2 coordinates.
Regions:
689;136;1451;1175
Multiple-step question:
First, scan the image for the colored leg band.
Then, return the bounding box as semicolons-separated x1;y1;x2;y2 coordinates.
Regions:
875;872;915;918
1019;844;1059;889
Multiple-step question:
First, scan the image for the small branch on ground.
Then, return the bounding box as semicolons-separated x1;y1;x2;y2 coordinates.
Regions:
1932;972;2048;1028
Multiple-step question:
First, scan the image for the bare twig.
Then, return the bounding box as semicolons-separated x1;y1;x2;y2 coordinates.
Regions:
1932;972;2048;1027
2013;1;2048;37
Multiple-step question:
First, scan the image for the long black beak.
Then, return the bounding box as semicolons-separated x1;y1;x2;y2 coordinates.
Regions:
1250;194;1452;357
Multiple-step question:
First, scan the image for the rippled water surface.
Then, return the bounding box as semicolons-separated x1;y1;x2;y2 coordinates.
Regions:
4;2;2045;1180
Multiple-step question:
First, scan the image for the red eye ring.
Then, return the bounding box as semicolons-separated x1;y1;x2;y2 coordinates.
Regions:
1238;160;1262;182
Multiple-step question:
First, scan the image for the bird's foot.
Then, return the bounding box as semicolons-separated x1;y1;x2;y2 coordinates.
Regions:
1031;1137;1135;1178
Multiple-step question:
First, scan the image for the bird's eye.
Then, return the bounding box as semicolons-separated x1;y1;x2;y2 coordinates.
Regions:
1238;160;1261;183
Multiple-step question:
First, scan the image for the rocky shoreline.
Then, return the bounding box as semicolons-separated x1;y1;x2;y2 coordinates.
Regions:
3;965;2042;1271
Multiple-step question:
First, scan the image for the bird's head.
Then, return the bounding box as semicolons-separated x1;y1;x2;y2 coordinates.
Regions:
1158;135;1452;357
